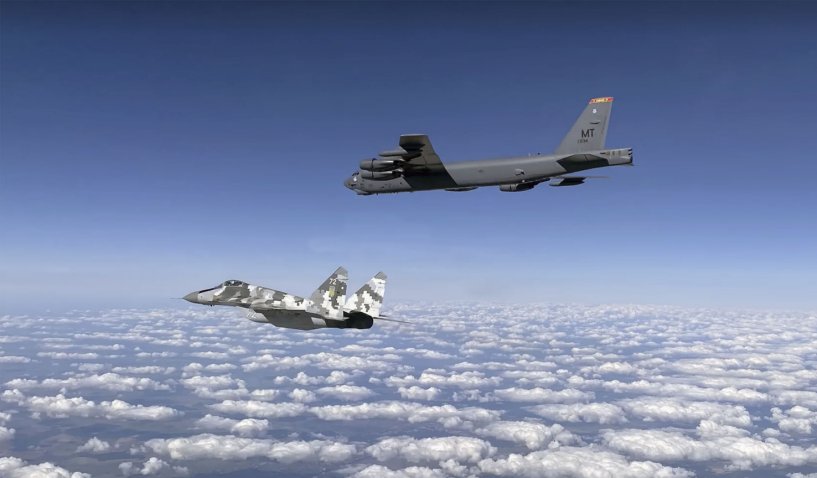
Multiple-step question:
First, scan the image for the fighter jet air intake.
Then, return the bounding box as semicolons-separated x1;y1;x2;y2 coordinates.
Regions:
344;97;632;195
183;268;396;330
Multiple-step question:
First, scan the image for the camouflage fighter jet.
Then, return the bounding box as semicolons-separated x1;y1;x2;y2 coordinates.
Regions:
183;268;394;330
344;97;632;195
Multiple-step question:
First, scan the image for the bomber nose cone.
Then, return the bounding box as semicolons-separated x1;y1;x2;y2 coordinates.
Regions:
183;292;199;303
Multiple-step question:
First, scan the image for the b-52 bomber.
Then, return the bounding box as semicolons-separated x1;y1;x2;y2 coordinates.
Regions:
183;268;396;330
344;97;632;195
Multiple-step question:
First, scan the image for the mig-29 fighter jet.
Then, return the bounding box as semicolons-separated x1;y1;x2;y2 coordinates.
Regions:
344;97;632;195
183;268;395;330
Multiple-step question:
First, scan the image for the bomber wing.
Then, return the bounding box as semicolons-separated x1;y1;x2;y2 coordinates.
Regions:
396;135;447;174
365;134;457;189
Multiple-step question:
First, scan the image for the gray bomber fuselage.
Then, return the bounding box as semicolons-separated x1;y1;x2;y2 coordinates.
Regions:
345;148;633;194
344;97;632;195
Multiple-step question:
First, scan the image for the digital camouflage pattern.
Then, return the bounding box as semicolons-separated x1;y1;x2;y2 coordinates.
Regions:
183;268;388;330
345;272;387;317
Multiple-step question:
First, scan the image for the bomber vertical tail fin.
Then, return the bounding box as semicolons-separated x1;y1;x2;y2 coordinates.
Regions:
306;267;348;320
555;97;614;155
345;272;387;318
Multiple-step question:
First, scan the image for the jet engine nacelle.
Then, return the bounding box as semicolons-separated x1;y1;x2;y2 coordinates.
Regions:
359;158;405;172
549;177;585;187
378;149;408;157
343;312;374;329
499;183;536;192
247;312;269;323
378;149;421;160
360;169;403;181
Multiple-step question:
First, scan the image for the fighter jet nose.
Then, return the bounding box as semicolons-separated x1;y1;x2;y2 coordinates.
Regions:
183;292;199;303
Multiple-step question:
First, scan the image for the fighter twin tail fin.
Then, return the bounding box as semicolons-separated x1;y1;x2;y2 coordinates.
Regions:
306;267;348;320
345;272;387;318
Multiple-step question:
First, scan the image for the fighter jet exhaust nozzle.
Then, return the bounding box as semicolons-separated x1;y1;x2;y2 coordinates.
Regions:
359;158;405;172
342;312;374;329
360;169;403;181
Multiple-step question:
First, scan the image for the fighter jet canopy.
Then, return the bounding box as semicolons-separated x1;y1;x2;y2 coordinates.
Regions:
223;280;246;287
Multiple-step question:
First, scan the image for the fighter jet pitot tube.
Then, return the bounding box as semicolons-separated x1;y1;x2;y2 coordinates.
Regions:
344;97;633;195
183;268;391;330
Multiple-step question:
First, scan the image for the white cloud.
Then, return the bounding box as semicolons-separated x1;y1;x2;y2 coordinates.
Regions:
0;456;91;478
475;421;577;450
6;304;817;477
120;462;136;476
181;362;236;376
36;352;98;359
140;457;185;476
273;370;355;386
195;414;269;437
316;385;375;401
477;446;692;477
582;361;639;375
776;391;817;408
112;366;177;375
2;391;178;421
366;436;495;464
599;380;770;404
6;373;170;392
249;389;280;401
190;351;230;360
771;406;817;435
0;426;15;441
397;386;441;401
209;400;306;418
180;374;248;399
385;371;501;389
0;355;31;363
309;401;501;426
77;436;111;453
602;424;817;470
617;397;752;427
288;388;317;403
120;458;188;477
501;370;558;386
492;387;592;403
145;434;356;463
352;464;447;478
529;402;627;424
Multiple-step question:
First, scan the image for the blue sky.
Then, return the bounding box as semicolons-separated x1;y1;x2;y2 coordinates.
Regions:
2;1;816;311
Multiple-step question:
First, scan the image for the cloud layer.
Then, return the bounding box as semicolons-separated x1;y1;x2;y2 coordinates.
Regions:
0;303;816;476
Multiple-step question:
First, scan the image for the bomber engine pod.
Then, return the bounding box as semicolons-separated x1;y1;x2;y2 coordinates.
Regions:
360;169;403;181
378;149;408;157
359;158;405;172
499;183;537;192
